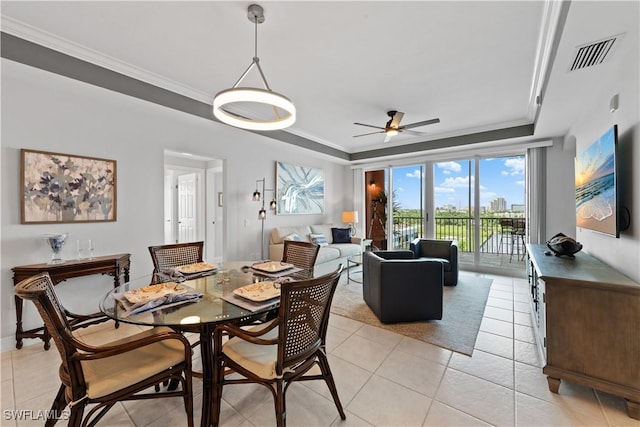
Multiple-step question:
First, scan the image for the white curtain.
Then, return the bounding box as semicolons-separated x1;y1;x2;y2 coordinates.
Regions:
526;147;546;244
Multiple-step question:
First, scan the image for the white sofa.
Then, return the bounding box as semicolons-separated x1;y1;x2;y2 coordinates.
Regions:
269;224;363;276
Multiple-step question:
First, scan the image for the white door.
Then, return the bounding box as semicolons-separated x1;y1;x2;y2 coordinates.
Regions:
178;173;197;242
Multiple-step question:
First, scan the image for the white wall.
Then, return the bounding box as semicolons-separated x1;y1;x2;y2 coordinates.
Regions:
0;59;350;349
545;138;577;239
564;4;640;283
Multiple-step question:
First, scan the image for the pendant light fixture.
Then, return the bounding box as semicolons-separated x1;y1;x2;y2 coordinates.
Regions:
213;4;296;131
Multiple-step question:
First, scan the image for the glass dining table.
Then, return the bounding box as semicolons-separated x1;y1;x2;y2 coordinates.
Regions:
99;261;283;427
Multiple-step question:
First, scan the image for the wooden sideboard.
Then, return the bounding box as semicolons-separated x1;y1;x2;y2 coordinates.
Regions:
526;244;639;419
12;253;131;350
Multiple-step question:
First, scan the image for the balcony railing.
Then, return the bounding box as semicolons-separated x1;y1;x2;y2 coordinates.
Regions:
392;215;525;254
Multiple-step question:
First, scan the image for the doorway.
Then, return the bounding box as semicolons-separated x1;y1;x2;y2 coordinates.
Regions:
164;151;224;263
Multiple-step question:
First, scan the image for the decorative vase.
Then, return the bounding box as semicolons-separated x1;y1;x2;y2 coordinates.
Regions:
44;233;68;264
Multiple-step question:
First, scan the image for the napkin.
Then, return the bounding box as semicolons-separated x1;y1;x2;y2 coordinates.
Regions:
113;289;202;317
156;268;187;283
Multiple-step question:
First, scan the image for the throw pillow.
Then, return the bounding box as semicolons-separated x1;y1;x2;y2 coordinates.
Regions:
309;233;329;247
283;233;302;242
331;227;351;244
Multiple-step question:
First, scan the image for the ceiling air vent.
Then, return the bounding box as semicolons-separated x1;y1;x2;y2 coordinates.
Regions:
569;35;622;71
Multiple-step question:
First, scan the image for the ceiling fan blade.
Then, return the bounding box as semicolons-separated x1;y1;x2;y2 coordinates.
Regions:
353;130;385;138
389;111;404;129
401;129;429;137
401;118;440;130
354;122;386;130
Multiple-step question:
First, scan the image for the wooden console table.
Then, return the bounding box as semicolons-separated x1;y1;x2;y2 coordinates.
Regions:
526;244;639;419
12;253;131;350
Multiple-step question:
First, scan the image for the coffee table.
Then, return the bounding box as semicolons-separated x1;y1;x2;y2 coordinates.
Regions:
347;253;363;283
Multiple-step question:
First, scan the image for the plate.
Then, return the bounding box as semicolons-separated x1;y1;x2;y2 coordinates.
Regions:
176;262;217;274
233;281;281;302
251;261;294;273
124;283;187;304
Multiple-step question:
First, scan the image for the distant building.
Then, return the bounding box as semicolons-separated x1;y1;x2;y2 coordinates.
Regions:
512;204;525;212
489;197;507;212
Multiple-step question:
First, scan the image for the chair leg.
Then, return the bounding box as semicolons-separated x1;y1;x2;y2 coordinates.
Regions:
45;384;66;427
317;353;346;420
181;370;194;427
67;403;85;427
275;380;286;427
211;361;223;426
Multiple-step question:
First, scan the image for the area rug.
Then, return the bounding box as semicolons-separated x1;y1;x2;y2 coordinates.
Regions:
330;273;492;356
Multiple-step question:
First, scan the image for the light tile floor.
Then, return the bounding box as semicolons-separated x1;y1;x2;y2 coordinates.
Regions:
1;272;638;426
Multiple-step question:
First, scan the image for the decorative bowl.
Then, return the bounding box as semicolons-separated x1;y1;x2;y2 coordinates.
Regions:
546;232;583;257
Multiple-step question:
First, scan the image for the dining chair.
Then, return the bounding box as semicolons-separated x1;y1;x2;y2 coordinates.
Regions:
14;273;194;427
148;241;204;283
281;240;320;279
212;266;346;427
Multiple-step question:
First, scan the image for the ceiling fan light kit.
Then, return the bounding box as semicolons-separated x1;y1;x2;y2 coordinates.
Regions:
212;4;296;131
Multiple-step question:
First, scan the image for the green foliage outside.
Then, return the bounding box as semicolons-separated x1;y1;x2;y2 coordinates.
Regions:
393;208;523;252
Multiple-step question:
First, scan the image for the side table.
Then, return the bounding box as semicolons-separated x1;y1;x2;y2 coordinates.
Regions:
347;253;364;284
12;253;131;349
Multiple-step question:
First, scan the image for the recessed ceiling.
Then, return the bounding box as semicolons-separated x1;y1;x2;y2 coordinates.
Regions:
1;1;638;161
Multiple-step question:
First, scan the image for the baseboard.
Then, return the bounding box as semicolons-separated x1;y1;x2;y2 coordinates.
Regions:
1;336;16;353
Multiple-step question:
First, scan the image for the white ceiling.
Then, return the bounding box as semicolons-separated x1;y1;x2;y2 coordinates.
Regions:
1;1;638;160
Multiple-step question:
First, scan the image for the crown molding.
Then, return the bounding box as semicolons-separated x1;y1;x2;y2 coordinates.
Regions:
527;0;570;121
0;15;212;104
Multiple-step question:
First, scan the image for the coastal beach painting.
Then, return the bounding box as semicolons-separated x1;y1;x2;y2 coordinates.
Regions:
575;126;618;237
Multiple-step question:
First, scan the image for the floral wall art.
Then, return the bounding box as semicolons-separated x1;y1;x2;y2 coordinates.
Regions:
21;149;117;223
276;162;324;215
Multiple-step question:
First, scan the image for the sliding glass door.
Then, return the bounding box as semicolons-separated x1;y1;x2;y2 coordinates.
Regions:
433;156;526;273
364;155;525;274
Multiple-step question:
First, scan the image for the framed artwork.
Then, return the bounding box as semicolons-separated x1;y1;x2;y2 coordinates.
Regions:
21;149;117;223
276;161;324;214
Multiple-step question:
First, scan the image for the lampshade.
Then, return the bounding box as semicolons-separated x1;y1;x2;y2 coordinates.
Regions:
342;211;359;224
253;190;261;201
259;207;267;220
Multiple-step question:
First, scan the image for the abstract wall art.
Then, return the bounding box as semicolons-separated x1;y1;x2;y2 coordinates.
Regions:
276;162;324;215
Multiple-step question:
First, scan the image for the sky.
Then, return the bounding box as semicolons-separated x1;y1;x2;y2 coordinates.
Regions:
391;157;526;210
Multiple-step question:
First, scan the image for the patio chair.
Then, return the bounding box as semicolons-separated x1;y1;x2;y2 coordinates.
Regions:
14;273;194;427
211;266;346;427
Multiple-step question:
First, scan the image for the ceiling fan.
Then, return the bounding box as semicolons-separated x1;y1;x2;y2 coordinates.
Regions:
354;110;440;142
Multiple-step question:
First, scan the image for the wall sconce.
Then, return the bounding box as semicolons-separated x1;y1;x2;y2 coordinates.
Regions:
369;180;376;188
342;211;359;236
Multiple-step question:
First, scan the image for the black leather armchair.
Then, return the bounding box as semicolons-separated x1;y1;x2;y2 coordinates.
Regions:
410;239;459;286
363;251;444;323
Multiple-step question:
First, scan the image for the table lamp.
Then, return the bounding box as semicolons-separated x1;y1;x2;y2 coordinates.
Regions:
342;211;359;236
